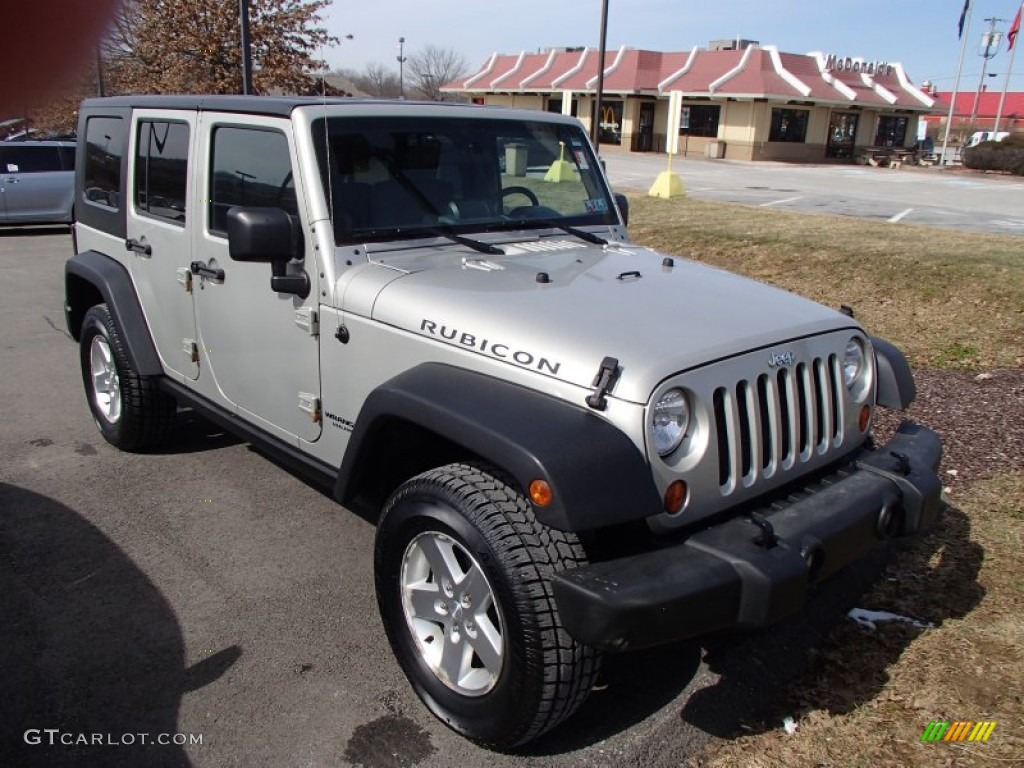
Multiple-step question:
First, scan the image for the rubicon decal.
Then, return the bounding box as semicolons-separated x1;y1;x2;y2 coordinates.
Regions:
420;319;562;375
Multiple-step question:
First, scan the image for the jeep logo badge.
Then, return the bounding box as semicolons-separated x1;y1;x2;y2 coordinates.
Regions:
768;351;795;368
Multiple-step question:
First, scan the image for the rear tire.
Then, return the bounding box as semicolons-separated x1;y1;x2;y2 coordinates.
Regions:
375;462;600;749
79;303;175;451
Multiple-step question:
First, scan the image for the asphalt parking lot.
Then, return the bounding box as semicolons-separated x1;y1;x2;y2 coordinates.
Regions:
0;228;931;768
603;152;1024;235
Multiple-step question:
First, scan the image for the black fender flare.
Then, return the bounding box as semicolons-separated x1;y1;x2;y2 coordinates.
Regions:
871;336;916;411
335;363;663;532
65;250;163;376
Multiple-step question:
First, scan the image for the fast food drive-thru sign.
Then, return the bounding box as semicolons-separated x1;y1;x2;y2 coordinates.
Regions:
824;55;893;77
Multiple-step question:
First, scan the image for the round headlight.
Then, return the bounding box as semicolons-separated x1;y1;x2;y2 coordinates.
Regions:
843;337;865;389
652;388;690;456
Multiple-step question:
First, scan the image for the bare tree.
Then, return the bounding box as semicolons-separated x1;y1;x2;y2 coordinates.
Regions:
406;45;468;101
339;63;401;98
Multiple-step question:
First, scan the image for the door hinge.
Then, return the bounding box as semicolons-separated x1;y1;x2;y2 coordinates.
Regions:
176;267;193;293
294;308;319;336
183;339;199;363
298;392;321;422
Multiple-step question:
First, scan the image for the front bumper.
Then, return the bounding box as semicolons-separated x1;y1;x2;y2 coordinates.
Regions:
551;421;942;652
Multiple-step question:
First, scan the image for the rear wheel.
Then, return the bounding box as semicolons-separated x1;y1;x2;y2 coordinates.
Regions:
375;463;600;748
79;303;175;451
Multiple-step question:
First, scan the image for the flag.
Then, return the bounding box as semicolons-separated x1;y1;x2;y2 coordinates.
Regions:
1009;2;1022;50
958;0;970;39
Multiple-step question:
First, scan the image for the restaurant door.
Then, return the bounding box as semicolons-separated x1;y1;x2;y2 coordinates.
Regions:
826;112;859;158
632;102;655;152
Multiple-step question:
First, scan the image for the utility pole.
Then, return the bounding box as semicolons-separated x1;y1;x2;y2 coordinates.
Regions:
969;17;1004;124
397;37;407;99
240;0;254;95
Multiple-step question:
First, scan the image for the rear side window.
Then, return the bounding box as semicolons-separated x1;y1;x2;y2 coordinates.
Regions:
2;145;62;173
135;121;190;224
58;145;76;171
208;126;296;235
84;116;125;210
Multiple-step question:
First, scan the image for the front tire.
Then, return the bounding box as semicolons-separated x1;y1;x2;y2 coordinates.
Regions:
375;463;600;748
79;303;175;452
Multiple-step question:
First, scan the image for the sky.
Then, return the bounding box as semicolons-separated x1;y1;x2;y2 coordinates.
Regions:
323;0;1024;92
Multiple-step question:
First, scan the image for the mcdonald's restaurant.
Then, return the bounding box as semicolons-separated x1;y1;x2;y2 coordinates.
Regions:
441;41;937;162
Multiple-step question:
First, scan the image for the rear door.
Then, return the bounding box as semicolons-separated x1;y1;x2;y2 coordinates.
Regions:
0;144;72;222
125;111;199;381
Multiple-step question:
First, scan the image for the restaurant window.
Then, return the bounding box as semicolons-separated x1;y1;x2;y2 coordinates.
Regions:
769;108;809;143
594;100;623;145
546;96;578;116
874;116;908;147
680;104;720;138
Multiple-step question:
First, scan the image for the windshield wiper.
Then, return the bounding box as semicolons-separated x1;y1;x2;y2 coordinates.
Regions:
505;218;608;246
429;226;505;255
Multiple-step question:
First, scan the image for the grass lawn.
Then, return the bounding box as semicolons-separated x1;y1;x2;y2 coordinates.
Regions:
627;196;1024;767
627;196;1024;371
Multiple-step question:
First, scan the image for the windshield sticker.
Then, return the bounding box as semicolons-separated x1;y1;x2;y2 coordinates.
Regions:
572;149;589;170
584;197;608;213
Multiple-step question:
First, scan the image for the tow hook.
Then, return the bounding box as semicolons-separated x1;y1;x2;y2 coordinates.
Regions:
748;511;778;549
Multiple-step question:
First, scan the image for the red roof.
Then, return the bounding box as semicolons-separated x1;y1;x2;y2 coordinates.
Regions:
931;91;1024;119
445;45;937;111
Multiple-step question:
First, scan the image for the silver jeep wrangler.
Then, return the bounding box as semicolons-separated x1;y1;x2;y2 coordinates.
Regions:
66;96;942;748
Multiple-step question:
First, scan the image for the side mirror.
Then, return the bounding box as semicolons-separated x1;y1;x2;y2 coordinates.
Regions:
226;207;300;263
226;207;309;299
614;193;629;227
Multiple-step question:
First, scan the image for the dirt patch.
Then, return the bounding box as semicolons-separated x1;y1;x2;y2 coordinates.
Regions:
874;367;1024;485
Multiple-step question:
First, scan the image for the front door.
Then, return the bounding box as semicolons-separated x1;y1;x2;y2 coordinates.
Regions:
826;112;859;159
126;112;199;380
636;102;655;152
191;117;322;444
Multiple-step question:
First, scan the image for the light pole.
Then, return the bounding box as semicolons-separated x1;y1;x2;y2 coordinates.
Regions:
969;17;1004;124
240;0;253;95
590;0;609;150
397;37;407;99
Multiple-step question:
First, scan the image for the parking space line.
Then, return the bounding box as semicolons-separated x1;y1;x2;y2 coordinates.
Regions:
759;196;802;208
888;208;914;223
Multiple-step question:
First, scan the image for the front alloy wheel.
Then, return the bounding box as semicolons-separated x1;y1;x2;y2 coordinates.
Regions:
400;531;504;696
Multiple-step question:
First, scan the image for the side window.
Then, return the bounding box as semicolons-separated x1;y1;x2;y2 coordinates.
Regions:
2;145;62;173
135;121;190;224
84;116;124;210
208;126;296;235
58;145;77;171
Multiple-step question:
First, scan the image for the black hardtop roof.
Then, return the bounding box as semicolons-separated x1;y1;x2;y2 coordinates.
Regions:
79;95;472;117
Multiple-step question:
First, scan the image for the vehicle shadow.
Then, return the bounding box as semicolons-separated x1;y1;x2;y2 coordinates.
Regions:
0;484;239;767
0;225;71;237
518;501;982;754
681;501;983;737
146;407;242;456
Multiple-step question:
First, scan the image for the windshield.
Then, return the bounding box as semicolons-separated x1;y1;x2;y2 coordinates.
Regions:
311;115;616;245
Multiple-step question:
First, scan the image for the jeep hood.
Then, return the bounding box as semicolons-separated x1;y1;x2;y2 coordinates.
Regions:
364;240;857;404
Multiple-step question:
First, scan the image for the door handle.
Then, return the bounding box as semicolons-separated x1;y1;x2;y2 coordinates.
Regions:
190;261;225;281
125;238;152;255
4;177;18;183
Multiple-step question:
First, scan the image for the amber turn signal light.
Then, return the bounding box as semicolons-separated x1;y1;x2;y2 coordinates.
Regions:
859;404;871;432
529;479;553;507
664;480;687;515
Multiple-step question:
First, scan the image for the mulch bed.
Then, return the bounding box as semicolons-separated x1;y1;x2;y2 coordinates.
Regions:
873;367;1024;486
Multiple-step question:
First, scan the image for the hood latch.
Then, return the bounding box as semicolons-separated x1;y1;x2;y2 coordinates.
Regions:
586;356;621;411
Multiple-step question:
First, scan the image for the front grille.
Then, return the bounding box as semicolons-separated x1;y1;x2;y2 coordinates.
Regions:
713;356;843;494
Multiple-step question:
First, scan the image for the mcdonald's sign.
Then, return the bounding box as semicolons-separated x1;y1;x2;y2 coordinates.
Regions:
920;720;997;743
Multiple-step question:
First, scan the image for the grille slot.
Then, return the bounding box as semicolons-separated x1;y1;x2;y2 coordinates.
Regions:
715;356;843;494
